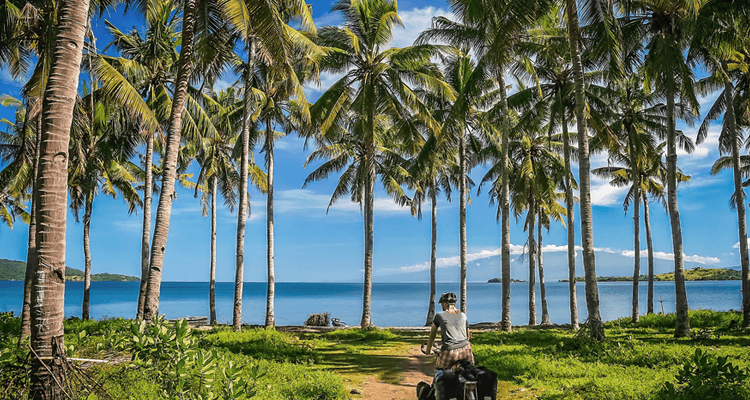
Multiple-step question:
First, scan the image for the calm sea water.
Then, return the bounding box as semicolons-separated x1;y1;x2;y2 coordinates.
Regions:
0;281;742;326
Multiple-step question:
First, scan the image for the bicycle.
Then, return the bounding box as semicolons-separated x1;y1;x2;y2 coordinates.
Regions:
421;343;479;400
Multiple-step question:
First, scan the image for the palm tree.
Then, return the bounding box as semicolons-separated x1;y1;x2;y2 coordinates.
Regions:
590;71;664;323
536;190;566;325
419;0;553;331
252;34;317;327
0;95;33;231
227;0;310;331
188;88;244;325
637;0;704;337
97;0;179;320
692;8;750;326
504;129;566;326
67;86;142;320
304;0;448;327
28;0;90;394
564;0;618;340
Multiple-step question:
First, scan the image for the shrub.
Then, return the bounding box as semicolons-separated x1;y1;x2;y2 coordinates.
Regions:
656;348;750;400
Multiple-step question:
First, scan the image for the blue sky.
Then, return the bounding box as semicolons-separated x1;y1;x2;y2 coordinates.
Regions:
0;0;742;283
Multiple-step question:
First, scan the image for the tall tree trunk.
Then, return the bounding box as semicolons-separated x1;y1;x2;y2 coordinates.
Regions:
644;192;655;314
234;42;255;331
30;0;90;393
499;72;512;332
209;175;217;325
265;120;275;328
538;220;550;324
666;89;690;337
562;108;578;329
631;174;641;323
528;203;537;326
725;77;750;327
459;129;468;314
361;152;374;327
136;132;154;320
566;0;603;339
20;91;44;345
81;194;93;320
143;0;198;320
425;188;437;326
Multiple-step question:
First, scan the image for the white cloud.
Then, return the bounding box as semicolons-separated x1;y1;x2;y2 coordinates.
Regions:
390;7;453;49
589;175;629;207
388;243;720;275
733;239;750;250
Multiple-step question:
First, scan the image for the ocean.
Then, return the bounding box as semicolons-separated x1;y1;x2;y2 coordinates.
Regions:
0;280;742;326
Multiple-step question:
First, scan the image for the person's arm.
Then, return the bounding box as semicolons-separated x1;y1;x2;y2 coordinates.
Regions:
466;315;471;341
422;322;439;354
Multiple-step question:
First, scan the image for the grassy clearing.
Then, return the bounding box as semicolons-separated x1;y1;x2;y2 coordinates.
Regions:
472;310;750;399
2;310;749;399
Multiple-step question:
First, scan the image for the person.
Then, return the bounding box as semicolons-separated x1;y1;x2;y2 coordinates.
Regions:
421;291;474;370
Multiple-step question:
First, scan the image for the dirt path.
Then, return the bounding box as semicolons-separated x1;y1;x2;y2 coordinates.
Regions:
354;345;434;400
350;345;540;400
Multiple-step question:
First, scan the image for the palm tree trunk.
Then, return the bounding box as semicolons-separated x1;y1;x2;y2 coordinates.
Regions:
666;89;690;337
265;120;275;328
724;77;750;327
29;0;90;393
143;0;198;320
459;129;468;314
82;194;93;320
20;92;44;345
209;175;217;325
561;94;578;329
361;154;374;327
136;132;153;320
538;219;550;324
425;188;437;326
234;42;255;331
631;176;641;323
566;0;603;339
528;203;537;326
499;72;512;332
644;192;655;314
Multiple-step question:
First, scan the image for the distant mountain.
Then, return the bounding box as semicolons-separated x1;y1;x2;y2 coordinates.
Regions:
0;259;139;282
374;249;727;283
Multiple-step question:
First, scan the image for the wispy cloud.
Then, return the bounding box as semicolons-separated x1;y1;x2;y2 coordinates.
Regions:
251;189;412;216
387;243;721;275
111;219;143;232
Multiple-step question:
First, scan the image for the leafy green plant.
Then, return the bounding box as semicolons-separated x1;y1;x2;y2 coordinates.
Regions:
656;348;750;400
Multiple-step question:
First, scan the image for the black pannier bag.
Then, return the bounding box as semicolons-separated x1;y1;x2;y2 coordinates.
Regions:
457;361;498;400
417;381;435;400
475;366;498;400
434;369;463;400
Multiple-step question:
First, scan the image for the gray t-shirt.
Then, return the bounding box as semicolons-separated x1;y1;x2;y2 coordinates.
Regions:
433;310;469;351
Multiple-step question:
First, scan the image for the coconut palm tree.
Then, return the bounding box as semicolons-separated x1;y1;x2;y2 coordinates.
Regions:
303;0;449;327
97;0;180;319
28;0;90;394
187;87;245;325
418;0;553;330
227;0;313;331
637;0;704;337
67;85;143;320
691;6;750;326
589;70;665;323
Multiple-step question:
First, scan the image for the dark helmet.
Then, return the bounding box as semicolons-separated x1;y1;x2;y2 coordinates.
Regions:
438;292;457;304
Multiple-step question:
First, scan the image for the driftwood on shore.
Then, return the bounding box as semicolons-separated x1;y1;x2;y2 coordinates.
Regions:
305;312;330;326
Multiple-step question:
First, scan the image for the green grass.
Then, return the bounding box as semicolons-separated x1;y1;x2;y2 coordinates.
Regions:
472;310;750;399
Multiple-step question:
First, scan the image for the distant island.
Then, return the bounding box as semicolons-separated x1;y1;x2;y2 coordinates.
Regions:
0;259;139;282
488;277;526;283
558;267;741;282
